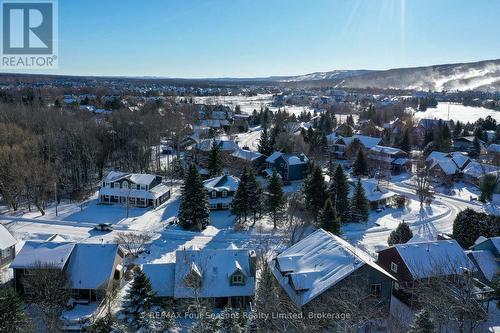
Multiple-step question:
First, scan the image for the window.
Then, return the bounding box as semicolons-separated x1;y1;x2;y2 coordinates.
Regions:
390;262;398;273
130;184;137;189
122;181;128;189
222;190;227;198
231;273;245;285
222;203;230;209
370;284;381;297
210;203;218;210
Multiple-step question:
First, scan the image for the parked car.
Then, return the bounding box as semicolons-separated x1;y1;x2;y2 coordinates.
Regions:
94;223;113;232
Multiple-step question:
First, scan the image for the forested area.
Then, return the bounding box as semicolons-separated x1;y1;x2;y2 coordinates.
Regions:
0;93;195;214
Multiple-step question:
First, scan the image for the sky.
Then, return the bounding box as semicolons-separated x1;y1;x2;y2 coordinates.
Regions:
7;0;500;78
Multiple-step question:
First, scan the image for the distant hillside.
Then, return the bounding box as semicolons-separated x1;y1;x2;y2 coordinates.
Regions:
277;59;500;92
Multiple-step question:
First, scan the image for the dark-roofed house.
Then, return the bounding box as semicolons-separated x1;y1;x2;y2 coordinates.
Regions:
271;229;395;311
377;239;474;306
265;151;309;181
99;171;171;208
229;148;266;174
11;241;124;301
203;174;240;210
0;224;17;266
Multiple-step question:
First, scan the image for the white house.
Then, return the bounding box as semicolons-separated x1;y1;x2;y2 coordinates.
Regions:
99;171;171;208
203;174;240;210
0;224;16;266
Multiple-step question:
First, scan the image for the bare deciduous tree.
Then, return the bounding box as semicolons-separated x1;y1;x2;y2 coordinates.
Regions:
114;232;153;257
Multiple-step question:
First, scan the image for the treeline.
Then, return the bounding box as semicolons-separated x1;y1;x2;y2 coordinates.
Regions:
0;101;194;213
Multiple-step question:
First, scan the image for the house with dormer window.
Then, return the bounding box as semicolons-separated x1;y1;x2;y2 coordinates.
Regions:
264;151;309;181
143;244;256;308
98;171;171;208
203;174;239;210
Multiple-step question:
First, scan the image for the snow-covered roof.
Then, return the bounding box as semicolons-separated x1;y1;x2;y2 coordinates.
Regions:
391;240;474;280
370;145;406;156
340;135;382;149
231;148;263;162
66;244;121;290
487;143;500;153
427;151;470;174
10;241;75;269
103;171;158;186
349;179;396;203
0;224;16;250
142;263;175;297
265;151;309;165
462;162;500;179
467;250;499;282
196;137;239;152
271;229;394;307
203;174;239;192
174;249;255;298
99;184;170;200
265;151;283;163
46;234;67;242
407;234;432;244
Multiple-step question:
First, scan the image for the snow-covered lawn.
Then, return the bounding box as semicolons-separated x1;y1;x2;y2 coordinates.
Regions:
413;102;500;123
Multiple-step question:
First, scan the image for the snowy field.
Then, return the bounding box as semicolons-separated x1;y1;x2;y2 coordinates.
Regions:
191;94;358;123
413;102;500;123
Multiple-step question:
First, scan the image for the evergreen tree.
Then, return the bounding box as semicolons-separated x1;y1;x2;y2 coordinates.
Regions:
319;199;341;235
247;169;263;227
350;178;369;222
207;140;223;176
258;127;274;156
408;309;436;333
266;170;287;228
329;165;350;222
303;164;327;221
471;136;481;157
453;208;497;248
124;267;156;328
0;287;31;333
232;168;251;222
218;307;246;333
453;121;462;138
179;164;210;231
400;128;411;152
479;174;498;202
352;148;368;177
189;307;220;333
388;221;413;245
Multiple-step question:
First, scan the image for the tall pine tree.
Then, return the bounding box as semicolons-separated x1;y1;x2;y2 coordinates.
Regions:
207;140;223;176
0;287;31;333
350;178;369;222
179;164;210;231
231;168;251;222
318;198;341;235
303;164;327;221
266;170;287;228
124;267;156;328
352;148;368;177
257;127;274;156
388;221;413;245
329;165;350;222
247;169;263;227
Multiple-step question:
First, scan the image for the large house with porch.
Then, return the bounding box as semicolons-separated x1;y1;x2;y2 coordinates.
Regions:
99;171;171;208
368;145;410;174
10;241;124;301
331;135;382;159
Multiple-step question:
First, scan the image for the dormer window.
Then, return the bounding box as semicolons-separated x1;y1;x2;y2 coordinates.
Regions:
122;181;128;189
230;272;245;286
222;190;227;198
211;191;217;198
